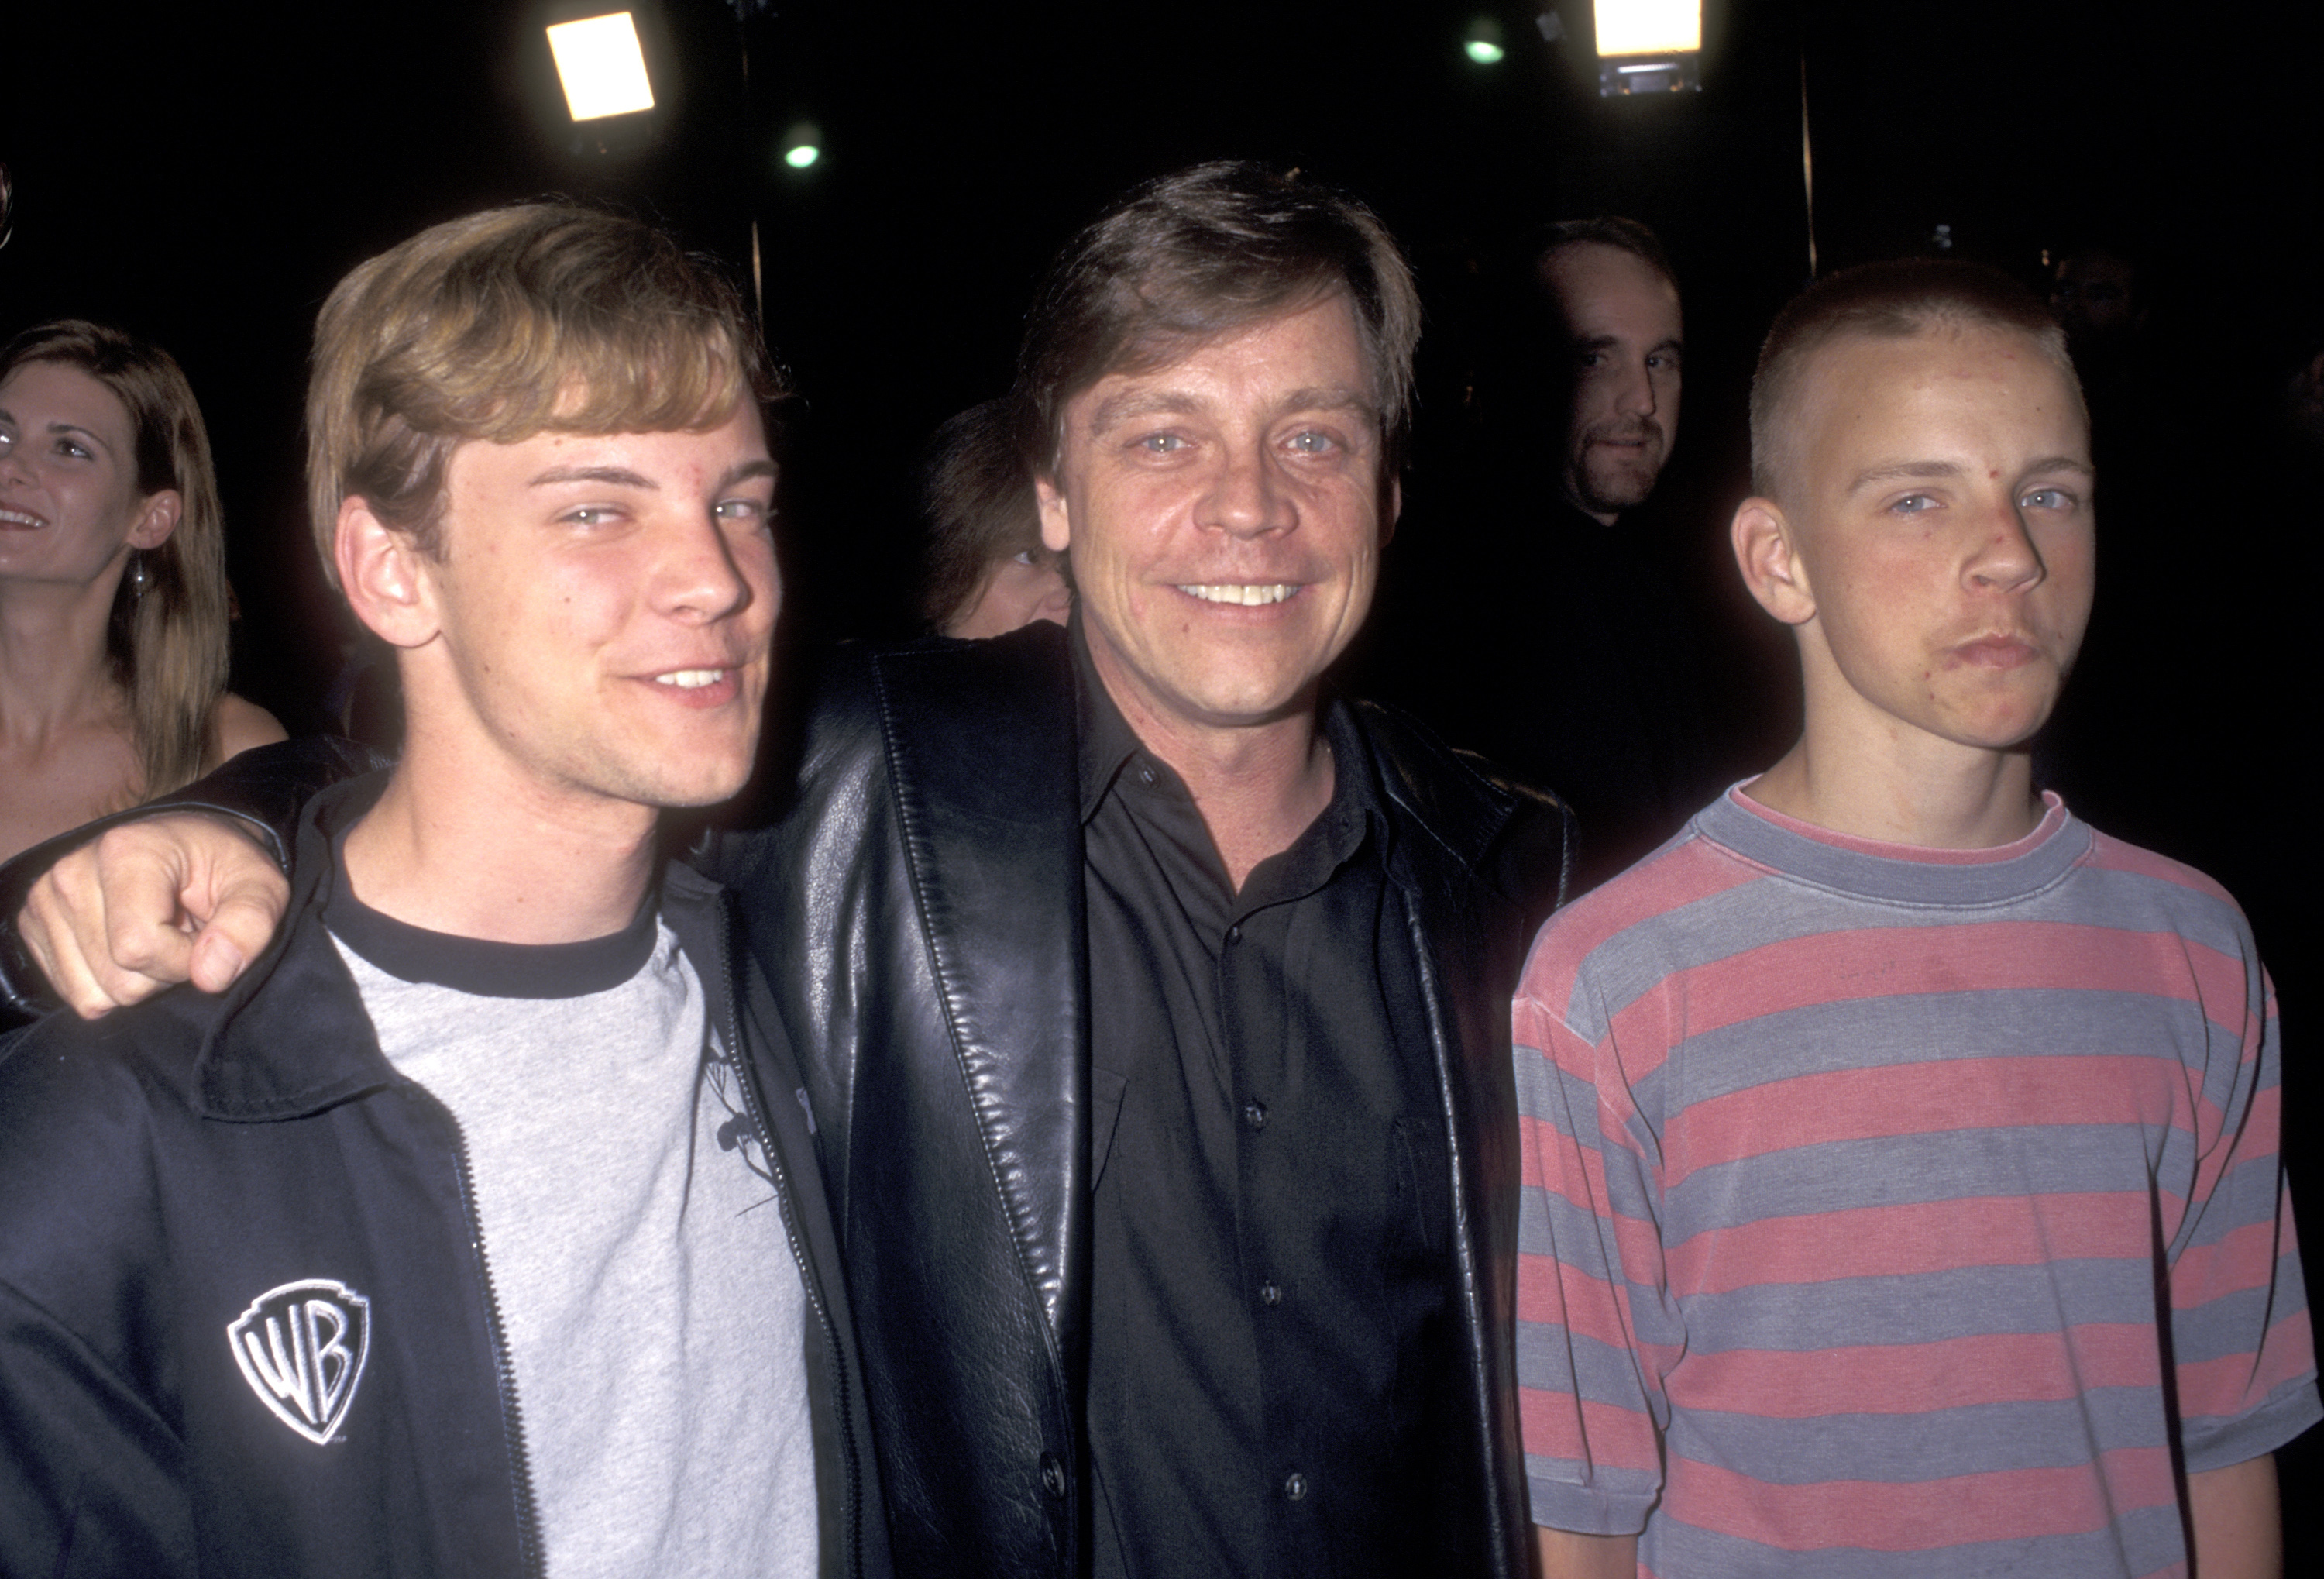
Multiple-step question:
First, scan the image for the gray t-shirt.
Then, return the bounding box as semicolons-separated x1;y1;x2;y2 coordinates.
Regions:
325;878;817;1578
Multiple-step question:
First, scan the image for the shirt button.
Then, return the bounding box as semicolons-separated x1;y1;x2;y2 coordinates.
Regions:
1226;923;1242;944
1040;1452;1067;1499
1260;1278;1281;1306
1242;1099;1267;1131
1284;1471;1308;1502
1138;764;1157;785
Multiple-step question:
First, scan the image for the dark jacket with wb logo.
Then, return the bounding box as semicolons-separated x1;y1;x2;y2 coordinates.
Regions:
0;776;889;1579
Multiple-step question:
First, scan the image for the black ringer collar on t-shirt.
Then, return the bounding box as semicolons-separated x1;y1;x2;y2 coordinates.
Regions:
321;837;658;1000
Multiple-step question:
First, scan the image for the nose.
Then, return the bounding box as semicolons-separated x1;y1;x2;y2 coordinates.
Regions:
1198;440;1293;539
1966;498;2047;596
657;512;772;624
1612;356;1659;418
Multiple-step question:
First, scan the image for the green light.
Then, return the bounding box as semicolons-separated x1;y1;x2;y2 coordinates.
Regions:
1463;17;1506;64
779;119;822;171
1465;40;1506;64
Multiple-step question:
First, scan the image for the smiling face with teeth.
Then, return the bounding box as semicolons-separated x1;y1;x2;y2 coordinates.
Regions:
0;360;181;591
1036;292;1393;751
353;401;780;822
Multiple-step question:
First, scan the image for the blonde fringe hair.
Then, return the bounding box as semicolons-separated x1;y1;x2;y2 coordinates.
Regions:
0;321;232;800
304;201;783;589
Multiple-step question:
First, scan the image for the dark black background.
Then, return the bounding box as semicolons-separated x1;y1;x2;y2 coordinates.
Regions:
7;0;2319;1547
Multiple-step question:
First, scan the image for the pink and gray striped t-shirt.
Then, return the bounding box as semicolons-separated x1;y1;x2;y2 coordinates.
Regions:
1514;787;2317;1578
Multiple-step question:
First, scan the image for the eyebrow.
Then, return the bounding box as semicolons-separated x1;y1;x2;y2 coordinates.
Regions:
718;459;780;490
0;409;113;452
1085;385;1377;433
1576;334;1683;356
526;458;778;492
1846;456;2096;494
530;464;656;490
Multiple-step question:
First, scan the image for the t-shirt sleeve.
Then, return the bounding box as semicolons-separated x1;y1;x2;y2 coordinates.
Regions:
2166;961;2322;1470
1512;975;1669;1536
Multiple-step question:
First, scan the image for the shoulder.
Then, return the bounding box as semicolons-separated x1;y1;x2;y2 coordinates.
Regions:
794;624;1074;779
1348;695;1573;901
1516;815;1755;1021
2065;820;2264;965
208;693;290;765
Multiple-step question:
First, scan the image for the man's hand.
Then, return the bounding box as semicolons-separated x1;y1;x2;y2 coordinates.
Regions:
17;814;289;1018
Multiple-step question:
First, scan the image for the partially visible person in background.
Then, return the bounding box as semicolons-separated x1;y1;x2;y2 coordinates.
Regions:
0;321;283;861
1359;218;1713;890
914;397;1071;637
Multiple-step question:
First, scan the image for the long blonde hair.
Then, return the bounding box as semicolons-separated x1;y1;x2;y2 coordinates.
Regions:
0;321;232;798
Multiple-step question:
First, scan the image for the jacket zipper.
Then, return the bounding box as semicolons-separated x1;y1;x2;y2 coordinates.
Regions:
717;900;865;1579
414;1083;548;1578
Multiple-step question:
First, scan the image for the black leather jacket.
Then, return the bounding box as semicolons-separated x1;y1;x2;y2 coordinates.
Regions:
0;624;1569;1578
710;624;1571;1577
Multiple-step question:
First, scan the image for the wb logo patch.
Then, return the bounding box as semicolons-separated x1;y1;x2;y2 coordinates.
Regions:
227;1279;372;1445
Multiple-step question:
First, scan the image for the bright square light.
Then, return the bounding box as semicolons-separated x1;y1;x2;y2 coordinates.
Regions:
1593;0;1701;58
547;12;655;122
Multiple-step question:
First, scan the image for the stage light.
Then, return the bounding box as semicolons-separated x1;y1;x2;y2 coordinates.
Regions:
1593;0;1699;57
1464;19;1506;64
547;12;655;122
782;122;821;170
1591;0;1701;95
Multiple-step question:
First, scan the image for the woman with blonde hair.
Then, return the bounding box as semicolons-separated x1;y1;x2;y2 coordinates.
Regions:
0;320;282;861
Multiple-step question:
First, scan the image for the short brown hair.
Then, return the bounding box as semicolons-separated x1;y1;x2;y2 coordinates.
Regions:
1015;161;1421;475
306;201;782;588
1532;215;1677;293
1750;258;2081;501
0;320;231;798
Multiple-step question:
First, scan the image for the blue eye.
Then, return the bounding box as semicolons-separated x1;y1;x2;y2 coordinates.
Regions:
1138;433;1184;454
2021;487;2071;510
1287;431;1336;455
1890;494;1936;514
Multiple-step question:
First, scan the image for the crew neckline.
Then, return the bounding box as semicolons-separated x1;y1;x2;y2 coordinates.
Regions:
1705;781;2089;908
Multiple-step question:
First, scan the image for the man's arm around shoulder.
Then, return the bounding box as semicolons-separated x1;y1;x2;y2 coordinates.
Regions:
1;737;376;1023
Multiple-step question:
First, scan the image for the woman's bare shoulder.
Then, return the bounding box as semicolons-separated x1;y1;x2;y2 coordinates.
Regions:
210;693;290;763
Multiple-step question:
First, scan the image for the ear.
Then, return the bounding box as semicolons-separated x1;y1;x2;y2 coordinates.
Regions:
1380;474;1402;549
1731;497;1817;628
335;497;442;650
126;489;182;551
1035;473;1072;555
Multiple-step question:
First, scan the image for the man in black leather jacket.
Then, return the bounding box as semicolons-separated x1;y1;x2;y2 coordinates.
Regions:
3;165;1569;1579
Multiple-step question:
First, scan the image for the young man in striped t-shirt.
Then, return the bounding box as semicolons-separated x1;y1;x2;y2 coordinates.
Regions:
1516;260;2317;1578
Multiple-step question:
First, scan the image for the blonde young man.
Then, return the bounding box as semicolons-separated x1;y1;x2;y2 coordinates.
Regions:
1515;260;2316;1577
0;207;885;1577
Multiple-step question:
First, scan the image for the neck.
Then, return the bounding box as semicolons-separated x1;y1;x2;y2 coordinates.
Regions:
1746;730;2044;850
1088;645;1335;893
341;731;659;944
0;576;128;745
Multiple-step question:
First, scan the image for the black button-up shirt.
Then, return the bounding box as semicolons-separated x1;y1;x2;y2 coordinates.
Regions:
1074;628;1459;1579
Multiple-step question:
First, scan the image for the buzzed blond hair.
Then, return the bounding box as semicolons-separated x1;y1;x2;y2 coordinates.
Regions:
1749;258;2082;504
305;202;781;588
